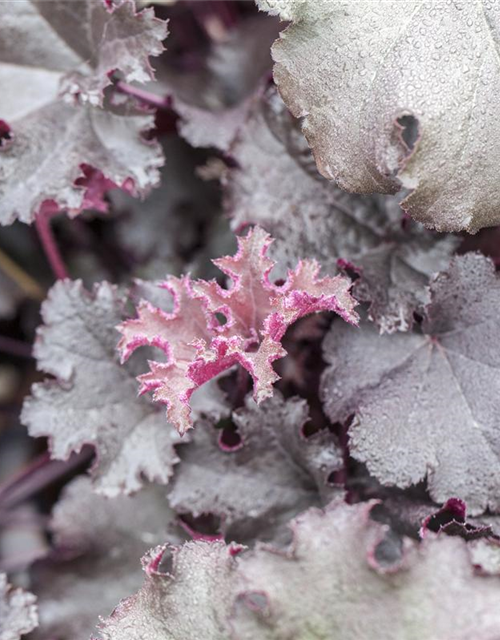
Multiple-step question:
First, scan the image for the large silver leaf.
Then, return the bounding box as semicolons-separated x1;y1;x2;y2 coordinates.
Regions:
233;500;500;639
321;254;500;514
258;0;500;233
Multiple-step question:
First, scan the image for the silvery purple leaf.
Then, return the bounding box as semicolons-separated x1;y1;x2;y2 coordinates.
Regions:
0;0;166;223
21;280;182;496
98;540;239;640
257;0;500;233
322;254;500;514
169;392;342;544
233;500;500;639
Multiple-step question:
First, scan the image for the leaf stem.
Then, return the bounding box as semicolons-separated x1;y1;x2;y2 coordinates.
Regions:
35;210;69;280
0;447;94;513
0;336;33;359
0;248;45;301
115;80;171;110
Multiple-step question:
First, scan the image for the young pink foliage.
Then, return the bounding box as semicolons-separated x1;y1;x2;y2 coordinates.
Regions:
117;226;358;435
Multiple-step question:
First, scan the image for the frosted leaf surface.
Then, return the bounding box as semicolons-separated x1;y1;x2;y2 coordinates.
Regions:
0;0;166;223
169;393;342;543
0;0;166;106
233;500;500;640
98;541;239;640
257;0;500;233
322;254;500;514
0;574;37;640
22;280;181;496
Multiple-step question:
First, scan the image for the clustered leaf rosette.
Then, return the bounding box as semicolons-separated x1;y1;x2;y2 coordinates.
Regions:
117;226;358;434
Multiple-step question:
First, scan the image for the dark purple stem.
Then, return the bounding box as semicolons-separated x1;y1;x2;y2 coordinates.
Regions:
35;211;69;280
0;447;93;513
0;336;33;359
115;81;171;109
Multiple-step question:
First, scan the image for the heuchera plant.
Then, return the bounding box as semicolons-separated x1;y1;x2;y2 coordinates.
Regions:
3;2;500;640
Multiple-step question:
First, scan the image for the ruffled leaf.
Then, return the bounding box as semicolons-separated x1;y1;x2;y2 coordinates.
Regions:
233;500;500;639
98;541;240;640
0;0;166;106
0;0;166;223
118;226;358;434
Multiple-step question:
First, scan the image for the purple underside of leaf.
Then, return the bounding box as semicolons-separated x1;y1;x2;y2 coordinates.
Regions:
117;225;358;435
421;498;497;542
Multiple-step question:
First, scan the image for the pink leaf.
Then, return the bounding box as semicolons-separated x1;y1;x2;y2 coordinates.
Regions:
118;226;358;434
